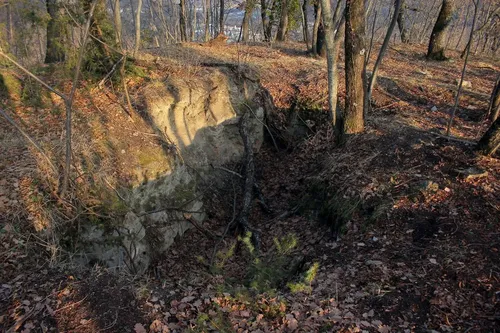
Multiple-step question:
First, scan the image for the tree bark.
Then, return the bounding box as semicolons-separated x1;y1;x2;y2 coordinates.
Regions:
261;0;272;41
276;0;288;41
344;0;366;134
219;0;224;34
241;0;255;42
301;0;310;48
45;0;67;63
367;0;402;101
113;0;123;48
312;1;322;54
478;116;500;156
488;74;500;122
396;0;410;43
180;0;188;41
205;0;210;41
320;0;343;127
427;0;455;60
134;0;143;55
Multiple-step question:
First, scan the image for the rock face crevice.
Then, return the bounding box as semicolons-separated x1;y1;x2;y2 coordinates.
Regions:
79;66;271;273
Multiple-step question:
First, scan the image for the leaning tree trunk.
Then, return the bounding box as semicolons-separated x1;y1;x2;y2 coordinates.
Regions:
478;116;500;156
45;0;67;63
488;74;500;122
396;0;410;43
427;0;455;60
344;0;366;134
276;0;288;41
367;0;402;101
241;0;255;42
180;0;188;41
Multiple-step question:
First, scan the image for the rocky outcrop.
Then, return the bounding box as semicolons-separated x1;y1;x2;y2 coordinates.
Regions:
79;66;271;273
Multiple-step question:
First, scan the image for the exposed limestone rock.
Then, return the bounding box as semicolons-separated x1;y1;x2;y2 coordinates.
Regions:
79;66;270;273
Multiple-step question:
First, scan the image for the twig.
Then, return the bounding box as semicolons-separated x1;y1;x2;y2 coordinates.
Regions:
54;295;88;313
183;213;220;239
98;55;125;88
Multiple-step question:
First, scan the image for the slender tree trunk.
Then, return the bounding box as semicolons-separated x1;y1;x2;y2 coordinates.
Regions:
344;0;366;134
180;0;188;41
241;0;255;42
446;0;478;136
276;0;288;41
312;1;321;54
396;0;410;43
478;116;500;156
367;0;402;101
113;0;123;47
134;0;142;55
427;0;456;60
148;0;160;47
488;74;500;122
219;0;224;34
205;0;210;41
301;0;310;48
45;0;67;63
261;0;271;41
320;0;343;127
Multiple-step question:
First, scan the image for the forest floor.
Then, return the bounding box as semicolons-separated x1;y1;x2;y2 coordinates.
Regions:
1;42;499;333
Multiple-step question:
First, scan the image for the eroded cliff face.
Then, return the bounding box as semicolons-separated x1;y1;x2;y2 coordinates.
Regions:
79;66;270;273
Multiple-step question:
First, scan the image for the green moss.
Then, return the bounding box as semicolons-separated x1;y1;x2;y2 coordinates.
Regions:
0;72;22;100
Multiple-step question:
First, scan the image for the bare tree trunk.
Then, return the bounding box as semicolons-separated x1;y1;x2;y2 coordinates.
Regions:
205;0;210;41
488;74;500;122
113;0;123;47
191;0;196;41
134;0;142;55
261;0;272;41
367;0;402;101
312;1;321;54
180;0;188;41
301;0;310;48
396;0;410;43
276;0;288;41
446;0;478;136
241;0;255;41
45;0;67;63
427;0;456;60
320;0;343;127
478;116;500;156
219;0;224;34
344;0;366;134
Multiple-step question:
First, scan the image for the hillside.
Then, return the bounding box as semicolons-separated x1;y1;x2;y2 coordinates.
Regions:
1;42;499;333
